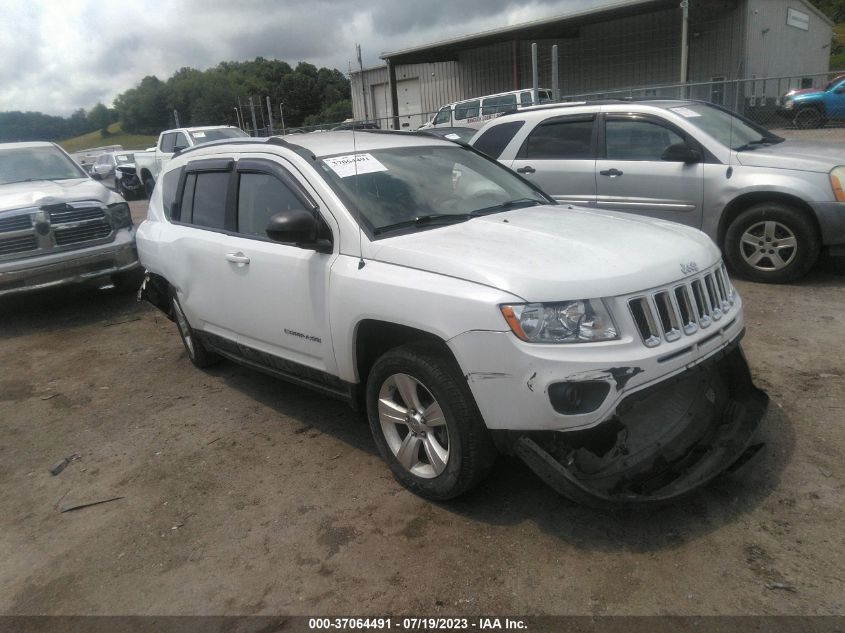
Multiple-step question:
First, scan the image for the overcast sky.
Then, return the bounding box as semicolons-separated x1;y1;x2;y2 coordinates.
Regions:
0;0;613;116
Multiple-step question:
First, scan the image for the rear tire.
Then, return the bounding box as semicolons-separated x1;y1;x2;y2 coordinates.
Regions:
170;291;221;369
143;177;155;199
365;342;496;500
724;202;820;283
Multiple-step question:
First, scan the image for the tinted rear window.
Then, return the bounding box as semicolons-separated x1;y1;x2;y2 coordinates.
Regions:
519;117;595;159
472;121;525;159
189;172;229;229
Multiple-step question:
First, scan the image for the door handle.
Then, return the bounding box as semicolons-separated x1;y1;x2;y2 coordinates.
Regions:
225;252;250;265
516;165;536;174
600;168;624;178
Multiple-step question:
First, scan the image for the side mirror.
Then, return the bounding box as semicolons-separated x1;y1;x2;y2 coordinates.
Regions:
266;209;331;253
661;143;701;164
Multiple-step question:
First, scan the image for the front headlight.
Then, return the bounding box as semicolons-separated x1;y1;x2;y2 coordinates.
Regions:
500;299;619;344
784;99;794;110
830;166;845;202
108;202;133;228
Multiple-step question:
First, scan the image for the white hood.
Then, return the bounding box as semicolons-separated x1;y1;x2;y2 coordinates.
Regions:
369;206;721;301
0;178;119;213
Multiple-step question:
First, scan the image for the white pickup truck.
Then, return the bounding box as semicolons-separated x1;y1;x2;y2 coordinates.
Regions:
134;126;247;197
136;131;769;507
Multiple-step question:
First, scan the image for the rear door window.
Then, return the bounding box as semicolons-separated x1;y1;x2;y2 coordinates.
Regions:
519;116;595;159
472;121;526;159
178;170;230;229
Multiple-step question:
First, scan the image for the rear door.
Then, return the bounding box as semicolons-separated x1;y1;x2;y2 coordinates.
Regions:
595;113;703;227
508;114;598;206
168;158;233;338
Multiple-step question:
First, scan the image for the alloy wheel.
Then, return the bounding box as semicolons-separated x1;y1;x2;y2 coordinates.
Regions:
377;373;450;479
739;220;798;272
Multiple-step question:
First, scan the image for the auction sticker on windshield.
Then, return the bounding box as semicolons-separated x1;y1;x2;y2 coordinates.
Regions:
324;153;388;178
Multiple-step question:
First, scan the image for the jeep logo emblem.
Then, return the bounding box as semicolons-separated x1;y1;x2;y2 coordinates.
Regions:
680;262;699;275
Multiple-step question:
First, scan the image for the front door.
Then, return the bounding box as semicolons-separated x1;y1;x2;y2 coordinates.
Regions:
508;114;597;206
595;114;703;227
217;156;338;374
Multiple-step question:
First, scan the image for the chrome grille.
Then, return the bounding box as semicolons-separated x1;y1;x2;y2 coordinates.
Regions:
0;234;38;256
54;222;112;246
49;207;105;224
629;264;736;348
0;215;32;233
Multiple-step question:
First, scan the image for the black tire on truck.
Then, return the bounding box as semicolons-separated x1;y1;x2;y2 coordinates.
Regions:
110;268;145;294
144;176;155;199
724;202;820;283
793;106;825;129
365;342;496;500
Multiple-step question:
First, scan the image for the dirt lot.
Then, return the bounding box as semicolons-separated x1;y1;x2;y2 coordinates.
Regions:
0;200;843;616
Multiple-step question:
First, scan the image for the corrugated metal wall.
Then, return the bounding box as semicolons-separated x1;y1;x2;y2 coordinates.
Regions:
744;0;832;78
351;62;463;122
350;0;832;122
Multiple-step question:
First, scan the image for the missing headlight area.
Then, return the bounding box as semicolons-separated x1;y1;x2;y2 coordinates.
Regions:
516;345;769;508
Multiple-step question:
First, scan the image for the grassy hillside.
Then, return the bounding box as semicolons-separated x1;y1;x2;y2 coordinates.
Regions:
58;122;156;153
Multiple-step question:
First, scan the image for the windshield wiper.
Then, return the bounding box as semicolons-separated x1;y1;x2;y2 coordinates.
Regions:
373;214;472;235
735;139;778;152
470;197;545;216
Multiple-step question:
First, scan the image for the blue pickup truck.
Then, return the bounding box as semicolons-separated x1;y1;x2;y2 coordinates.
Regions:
782;74;845;128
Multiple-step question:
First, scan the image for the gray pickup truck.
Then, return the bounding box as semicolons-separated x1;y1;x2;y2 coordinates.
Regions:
0;142;142;297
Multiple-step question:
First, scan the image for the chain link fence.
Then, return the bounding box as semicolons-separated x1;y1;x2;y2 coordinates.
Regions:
242;70;845;137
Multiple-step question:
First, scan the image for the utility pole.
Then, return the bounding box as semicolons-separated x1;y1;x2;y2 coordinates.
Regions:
173;109;180;128
279;103;286;135
248;96;258;136
551;45;560;102
266;96;274;135
531;42;539;104
680;0;690;95
356;44;369;120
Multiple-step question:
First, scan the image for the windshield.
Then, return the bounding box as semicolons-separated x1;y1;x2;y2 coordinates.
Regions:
0;146;86;185
670;103;782;150
318;145;550;236
189;128;248;145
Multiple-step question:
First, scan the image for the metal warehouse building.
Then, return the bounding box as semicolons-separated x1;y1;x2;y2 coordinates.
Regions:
351;0;833;129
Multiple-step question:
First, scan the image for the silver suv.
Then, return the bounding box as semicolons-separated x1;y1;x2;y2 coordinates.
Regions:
471;100;845;283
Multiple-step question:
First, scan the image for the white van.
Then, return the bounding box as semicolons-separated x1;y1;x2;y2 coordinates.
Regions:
420;88;553;130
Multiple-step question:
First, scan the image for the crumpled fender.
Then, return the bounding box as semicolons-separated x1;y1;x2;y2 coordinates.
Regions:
515;344;769;509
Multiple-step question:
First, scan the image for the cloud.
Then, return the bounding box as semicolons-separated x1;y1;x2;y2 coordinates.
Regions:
0;0;604;115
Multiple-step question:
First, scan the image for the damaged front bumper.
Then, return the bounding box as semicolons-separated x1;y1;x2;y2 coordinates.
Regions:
514;344;768;507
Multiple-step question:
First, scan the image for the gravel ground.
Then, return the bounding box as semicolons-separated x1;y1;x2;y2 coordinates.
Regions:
0;200;843;616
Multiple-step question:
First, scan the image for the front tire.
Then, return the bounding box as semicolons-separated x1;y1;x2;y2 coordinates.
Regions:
724;202;820;283
143;177;155;199
171;292;221;368
366;342;496;500
794;107;824;129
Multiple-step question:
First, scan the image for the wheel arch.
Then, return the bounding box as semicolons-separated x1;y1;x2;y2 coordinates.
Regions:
140;272;174;321
354;319;457;388
718;191;821;247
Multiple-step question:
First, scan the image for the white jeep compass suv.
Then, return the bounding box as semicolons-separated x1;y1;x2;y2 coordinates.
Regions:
136;131;768;507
